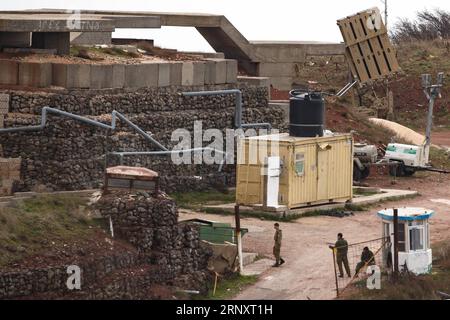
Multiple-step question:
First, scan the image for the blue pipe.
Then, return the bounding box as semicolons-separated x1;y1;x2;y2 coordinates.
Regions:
182;89;272;131
0;107;227;172
0;107;168;151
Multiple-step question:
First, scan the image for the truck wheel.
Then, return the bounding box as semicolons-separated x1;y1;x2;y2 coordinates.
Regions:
353;166;362;182
361;167;371;180
404;167;416;177
389;163;406;177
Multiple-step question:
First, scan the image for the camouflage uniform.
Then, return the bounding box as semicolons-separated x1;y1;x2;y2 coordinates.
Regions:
273;229;283;265
335;238;351;277
355;249;375;275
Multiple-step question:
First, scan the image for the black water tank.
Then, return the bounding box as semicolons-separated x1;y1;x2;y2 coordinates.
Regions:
289;90;325;137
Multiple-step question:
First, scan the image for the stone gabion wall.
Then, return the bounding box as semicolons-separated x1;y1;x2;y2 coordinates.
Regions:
0;250;142;299
0;84;285;192
96;191;212;293
0;192;212;299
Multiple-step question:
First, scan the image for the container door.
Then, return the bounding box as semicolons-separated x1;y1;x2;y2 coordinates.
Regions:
317;147;330;200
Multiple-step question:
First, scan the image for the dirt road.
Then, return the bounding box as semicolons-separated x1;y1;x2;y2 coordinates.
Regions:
179;172;450;300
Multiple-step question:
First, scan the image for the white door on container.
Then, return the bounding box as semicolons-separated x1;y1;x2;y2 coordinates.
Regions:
266;156;281;208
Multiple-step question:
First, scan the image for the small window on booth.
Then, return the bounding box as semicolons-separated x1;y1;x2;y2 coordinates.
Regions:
398;222;406;252
410;227;424;251
383;222;390;239
295;153;305;176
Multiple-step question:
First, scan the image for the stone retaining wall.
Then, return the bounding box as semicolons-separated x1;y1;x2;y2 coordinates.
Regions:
0;83;285;193
0;192;212;299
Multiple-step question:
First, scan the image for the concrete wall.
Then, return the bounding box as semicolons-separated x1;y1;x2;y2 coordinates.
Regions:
70;32;112;45
0;58;238;90
18;62;52;88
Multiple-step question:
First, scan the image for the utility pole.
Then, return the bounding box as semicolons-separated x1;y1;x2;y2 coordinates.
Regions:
393;208;399;277
382;0;388;28
235;205;244;274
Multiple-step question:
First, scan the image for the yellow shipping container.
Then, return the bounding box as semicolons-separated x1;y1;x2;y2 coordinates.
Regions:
236;133;353;209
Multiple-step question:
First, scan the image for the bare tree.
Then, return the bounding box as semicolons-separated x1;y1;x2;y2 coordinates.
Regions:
391;8;450;43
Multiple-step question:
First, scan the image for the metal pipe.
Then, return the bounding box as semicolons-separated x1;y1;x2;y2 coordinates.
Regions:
110;147;227;157
0;107;168;152
113;111;168;151
182;89;271;131
110;147;228;172
0;107;228;172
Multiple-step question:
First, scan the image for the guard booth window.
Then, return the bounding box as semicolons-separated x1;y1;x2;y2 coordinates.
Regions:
398;222;406;252
410;227;425;251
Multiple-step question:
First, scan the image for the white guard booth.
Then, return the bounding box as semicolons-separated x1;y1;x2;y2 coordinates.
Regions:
378;208;434;275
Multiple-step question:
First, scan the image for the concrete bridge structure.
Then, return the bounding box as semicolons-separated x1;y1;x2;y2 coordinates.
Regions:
0;9;345;90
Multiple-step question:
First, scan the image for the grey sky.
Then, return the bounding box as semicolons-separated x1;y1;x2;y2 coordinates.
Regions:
2;0;449;52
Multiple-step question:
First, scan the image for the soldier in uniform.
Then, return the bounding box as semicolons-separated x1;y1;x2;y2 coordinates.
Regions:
355;247;375;275
331;233;351;278
273;223;285;267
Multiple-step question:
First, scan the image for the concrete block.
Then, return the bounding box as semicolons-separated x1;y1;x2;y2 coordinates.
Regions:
0;115;4;128
237;76;270;88
90;64;113;89
112;64;125;88
18;62;52;88
0;60;18;85
270;76;293;91
124;63;158;88
258;62;295;77
253;45;307;63
225;59;238;83
157;62;171;87
204;60;215;85
169;62;182;86
52;63;91;88
52;63;68;87
205;59;227;84
182;61;205;86
0;93;10;114
70;32;112;45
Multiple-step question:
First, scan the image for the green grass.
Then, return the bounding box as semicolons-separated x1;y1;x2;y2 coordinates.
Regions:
200;274;258;300
70;45;140;59
171;190;236;210
0;194;99;268
204;204;367;222
353;189;380;197
202;207;305;222
429;147;450;170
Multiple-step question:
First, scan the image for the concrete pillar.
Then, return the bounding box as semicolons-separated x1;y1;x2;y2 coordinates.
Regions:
225;59;238;84
32;32;70;55
90;65;113;89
